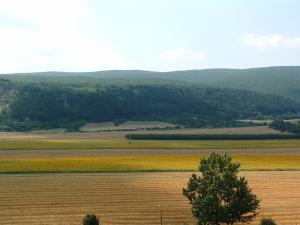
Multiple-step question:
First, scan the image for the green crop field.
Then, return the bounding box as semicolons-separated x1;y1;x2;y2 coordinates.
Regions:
1;139;300;150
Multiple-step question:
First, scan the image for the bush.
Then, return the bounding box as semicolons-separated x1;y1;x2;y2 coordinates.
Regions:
83;214;99;225
260;218;277;225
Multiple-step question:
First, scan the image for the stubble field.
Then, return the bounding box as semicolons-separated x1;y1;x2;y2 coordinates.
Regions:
0;172;300;225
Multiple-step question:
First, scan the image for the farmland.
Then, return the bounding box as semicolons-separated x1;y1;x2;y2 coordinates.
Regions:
0;126;300;173
1;139;300;150
1;154;300;173
1;128;300;224
0;126;283;140
0;172;300;225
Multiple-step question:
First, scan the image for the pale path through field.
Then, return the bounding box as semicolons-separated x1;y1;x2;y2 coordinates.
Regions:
0;172;299;225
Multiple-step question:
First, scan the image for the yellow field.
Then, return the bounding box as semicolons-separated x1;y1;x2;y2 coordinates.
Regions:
1;155;300;172
1;139;300;150
1;131;300;172
0;172;299;225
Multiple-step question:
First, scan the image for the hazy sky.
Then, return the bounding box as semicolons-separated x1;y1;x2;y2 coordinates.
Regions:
0;0;300;73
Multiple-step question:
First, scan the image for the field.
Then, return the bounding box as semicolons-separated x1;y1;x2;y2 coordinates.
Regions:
1;127;300;224
1;137;300;172
0;172;300;225
1;153;300;173
0;126;300;172
2;138;300;150
0;126;283;140
239;118;300;125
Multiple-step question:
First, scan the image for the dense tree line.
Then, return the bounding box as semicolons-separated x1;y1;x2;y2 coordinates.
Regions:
269;120;300;134
9;85;300;119
125;133;300;140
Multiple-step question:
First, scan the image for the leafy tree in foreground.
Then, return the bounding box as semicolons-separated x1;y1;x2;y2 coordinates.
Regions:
83;214;99;225
183;153;260;225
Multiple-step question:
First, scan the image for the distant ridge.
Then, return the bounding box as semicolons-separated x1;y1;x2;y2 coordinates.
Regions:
1;66;300;101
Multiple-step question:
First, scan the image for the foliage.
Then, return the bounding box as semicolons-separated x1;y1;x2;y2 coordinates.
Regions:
183;153;260;225
1;71;300;131
270;120;300;134
260;218;277;225
0;78;13;88
83;214;99;225
2;66;300;101
125;133;300;140
3;84;299;131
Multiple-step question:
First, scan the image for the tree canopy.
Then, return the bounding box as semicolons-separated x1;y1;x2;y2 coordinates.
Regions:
1;76;300;131
183;153;260;225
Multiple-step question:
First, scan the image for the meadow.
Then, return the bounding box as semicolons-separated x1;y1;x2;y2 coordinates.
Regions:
0;172;299;225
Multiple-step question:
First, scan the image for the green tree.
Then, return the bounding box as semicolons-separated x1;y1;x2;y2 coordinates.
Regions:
183;153;260;225
83;214;99;225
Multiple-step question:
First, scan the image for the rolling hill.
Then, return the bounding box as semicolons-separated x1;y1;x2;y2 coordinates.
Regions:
1;66;300;101
1;66;300;131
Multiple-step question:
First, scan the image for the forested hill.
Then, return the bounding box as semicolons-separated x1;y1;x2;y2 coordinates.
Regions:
0;75;300;131
1;66;300;101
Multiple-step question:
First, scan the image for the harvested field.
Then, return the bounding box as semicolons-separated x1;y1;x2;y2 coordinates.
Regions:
0;172;299;225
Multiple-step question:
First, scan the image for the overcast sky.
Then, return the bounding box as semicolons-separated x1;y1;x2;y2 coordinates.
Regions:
0;0;300;73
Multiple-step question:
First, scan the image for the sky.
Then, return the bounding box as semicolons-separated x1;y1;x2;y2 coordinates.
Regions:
0;0;300;73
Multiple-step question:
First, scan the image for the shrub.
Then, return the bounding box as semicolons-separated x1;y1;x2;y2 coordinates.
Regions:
260;218;277;225
83;214;99;225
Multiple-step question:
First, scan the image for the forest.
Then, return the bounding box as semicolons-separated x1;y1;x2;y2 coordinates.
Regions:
1;74;300;131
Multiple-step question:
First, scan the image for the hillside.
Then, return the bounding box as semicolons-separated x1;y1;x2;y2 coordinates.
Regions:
0;76;299;131
1;66;300;101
